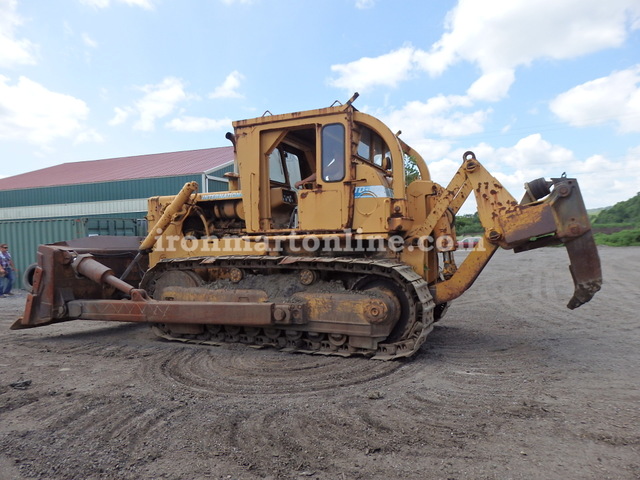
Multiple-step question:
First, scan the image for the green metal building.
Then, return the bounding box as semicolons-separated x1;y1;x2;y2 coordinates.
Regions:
0;147;234;285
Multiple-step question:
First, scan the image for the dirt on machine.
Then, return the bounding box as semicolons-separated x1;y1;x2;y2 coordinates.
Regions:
12;94;602;359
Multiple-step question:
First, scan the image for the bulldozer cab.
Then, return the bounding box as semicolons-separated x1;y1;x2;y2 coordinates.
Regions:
234;104;408;234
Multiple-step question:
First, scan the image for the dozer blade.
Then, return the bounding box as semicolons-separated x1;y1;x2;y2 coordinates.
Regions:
565;230;602;309
11;238;147;330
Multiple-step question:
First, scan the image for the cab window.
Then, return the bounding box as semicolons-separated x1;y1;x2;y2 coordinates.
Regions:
357;125;391;168
284;152;302;189
269;149;286;183
321;123;345;182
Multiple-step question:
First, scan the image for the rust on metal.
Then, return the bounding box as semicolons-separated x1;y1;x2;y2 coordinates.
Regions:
72;254;135;296
292;290;399;330
564;231;602;309
66;298;294;326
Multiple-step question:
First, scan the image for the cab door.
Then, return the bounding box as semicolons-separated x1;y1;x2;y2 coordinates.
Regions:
298;123;350;231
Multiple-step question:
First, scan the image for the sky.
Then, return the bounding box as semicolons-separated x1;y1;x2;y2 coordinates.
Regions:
1;0;639;214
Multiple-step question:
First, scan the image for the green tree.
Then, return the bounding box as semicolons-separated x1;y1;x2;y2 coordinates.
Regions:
455;212;482;235
404;155;420;186
594;228;640;246
594;192;640;224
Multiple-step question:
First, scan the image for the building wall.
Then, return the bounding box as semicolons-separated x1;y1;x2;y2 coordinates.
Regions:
0;164;233;289
0;174;202;208
0;198;148;221
0;166;234;220
206;164;236;192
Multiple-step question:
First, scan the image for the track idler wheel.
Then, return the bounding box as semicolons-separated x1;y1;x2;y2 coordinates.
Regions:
353;277;415;343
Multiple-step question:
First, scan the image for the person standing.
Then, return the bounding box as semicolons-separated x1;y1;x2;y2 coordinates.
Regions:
0;244;16;297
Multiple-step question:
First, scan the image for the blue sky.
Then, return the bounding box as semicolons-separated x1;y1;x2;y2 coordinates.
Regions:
1;0;639;213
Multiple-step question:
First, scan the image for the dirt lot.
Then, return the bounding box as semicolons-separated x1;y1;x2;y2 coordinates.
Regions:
0;246;638;480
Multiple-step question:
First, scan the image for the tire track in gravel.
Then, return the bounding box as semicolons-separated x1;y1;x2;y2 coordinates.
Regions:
473;248;634;354
222;404;408;477
12;323;158;357
402;336;552;426
0;394;181;480
220;384;492;479
449;249;593;341
182;321;555;477
137;344;429;396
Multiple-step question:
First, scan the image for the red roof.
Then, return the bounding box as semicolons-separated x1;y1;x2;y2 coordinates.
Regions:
0;147;234;191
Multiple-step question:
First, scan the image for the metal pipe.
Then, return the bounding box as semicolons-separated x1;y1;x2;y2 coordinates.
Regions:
72;254;136;296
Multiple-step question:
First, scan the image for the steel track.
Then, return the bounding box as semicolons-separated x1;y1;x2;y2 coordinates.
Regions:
142;256;435;360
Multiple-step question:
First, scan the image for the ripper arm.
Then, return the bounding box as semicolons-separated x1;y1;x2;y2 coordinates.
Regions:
420;152;602;309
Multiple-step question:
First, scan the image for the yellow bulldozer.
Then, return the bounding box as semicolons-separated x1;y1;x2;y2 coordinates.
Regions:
13;94;602;359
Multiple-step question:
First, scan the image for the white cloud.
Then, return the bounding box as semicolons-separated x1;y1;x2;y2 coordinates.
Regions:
112;77;189;131
572;148;640;208
74;129;104;144
432;134;640;213
381;95;489;140
418;0;640;84
134;77;188;130
331;0;640;100
209;71;245;99
81;32;98;48
466;69;515;102
549;65;640;133
108;106;133;126
112;76;238;133
166;116;231;132
79;0;155;9
424;0;639;71
329;46;416;93
355;0;375;9
121;0;154;8
418;143;530;215
443;136;575;203
0;75;98;144
79;0;109;6
0;0;37;68
421;156;460;184
220;0;255;5
406;138;454;164
487;135;577;189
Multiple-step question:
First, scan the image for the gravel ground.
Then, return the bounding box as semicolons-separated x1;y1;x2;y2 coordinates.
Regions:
0;246;638;480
